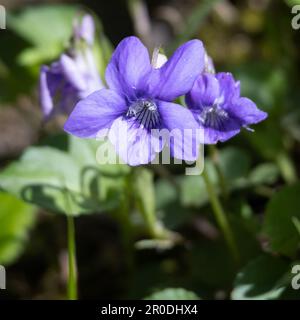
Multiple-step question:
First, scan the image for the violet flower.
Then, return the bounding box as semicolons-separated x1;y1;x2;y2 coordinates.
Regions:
185;72;267;144
64;36;205;165
39;14;103;119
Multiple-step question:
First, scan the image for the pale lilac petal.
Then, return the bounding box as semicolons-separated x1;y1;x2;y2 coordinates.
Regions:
204;51;215;74
185;73;220;110
64;89;127;138
105;36;152;99
229;97;268;126
108;117;159;165
74;14;95;45
159;101;200;161
147;40;205;101
60;54;86;91
80;14;95;45
80;49;104;96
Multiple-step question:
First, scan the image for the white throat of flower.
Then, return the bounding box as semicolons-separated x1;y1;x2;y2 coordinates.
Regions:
151;47;168;69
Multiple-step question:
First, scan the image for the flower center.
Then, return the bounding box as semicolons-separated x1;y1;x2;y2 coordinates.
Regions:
198;104;228;129
126;99;160;129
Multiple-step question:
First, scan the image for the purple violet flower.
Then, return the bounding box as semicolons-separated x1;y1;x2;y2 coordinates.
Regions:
39;14;103;119
185;72;268;144
64;36;205;166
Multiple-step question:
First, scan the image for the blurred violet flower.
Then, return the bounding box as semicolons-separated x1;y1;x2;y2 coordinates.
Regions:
73;14;95;45
185;72;267;144
39;14;103;119
64;36;205;165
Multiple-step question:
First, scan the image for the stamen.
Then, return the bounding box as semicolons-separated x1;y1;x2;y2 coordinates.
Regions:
199;104;228;129
126;99;160;129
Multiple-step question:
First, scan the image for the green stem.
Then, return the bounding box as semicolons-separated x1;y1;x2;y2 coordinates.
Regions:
209;145;229;200
202;169;239;263
67;215;77;300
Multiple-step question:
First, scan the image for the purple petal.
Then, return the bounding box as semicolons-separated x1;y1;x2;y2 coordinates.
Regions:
108;117;160;166
64;89;127;138
159;101;200;161
186;73;220;110
216;72;240;103
105;36;152;99
229;97;268;126
39;63;78;118
148;40;205;101
195;115;241;144
39;65;54;118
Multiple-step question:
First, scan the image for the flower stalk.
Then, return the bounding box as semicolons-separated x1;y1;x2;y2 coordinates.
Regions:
67;215;78;300
202;168;239;263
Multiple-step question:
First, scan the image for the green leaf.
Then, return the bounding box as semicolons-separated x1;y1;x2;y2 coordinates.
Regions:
145;288;200;300
218;147;251;189
0;136;128;216
179;161;217;208
8;5;78;65
0;192;36;265
231;63;286;113
231;255;290;300
248;163;279;185
263;183;300;256
285;0;300;6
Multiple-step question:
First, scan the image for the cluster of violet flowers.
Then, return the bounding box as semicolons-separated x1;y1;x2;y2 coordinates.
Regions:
40;14;267;166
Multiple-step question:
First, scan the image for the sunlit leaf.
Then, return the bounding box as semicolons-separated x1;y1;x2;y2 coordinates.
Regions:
0;136;127;216
0;192;36;265
231;255;290;300
145;288;199;300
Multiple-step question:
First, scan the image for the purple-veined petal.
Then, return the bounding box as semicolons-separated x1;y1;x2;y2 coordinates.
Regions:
64;89;127;138
194;114;241;144
186;73;220;110
147;40;205;101
105;36;152;99
108;116;161;166
159;101;201;161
